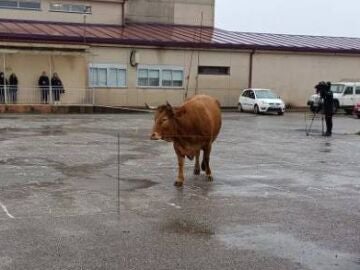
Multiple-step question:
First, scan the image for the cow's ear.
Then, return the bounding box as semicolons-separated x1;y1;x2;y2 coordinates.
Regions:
165;102;175;118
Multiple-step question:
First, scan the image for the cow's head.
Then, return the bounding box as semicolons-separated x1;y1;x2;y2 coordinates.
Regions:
150;102;179;141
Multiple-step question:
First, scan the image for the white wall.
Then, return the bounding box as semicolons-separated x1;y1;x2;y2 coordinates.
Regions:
252;51;360;106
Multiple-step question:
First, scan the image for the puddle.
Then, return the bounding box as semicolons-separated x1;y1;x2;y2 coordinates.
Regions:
0;128;24;133
0;256;12;268
0;156;116;179
319;142;332;153
0;180;65;200
119;178;157;191
0;157;58;166
160;218;215;236
0;126;67;139
40;125;67;136
217;225;359;270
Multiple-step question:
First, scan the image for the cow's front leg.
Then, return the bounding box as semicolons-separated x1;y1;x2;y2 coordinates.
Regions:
193;150;201;175
175;153;185;187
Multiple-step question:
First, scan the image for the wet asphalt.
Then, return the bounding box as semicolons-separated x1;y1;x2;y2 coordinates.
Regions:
0;112;359;270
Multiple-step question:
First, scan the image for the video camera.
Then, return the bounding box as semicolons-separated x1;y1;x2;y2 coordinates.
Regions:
310;81;331;113
315;81;331;98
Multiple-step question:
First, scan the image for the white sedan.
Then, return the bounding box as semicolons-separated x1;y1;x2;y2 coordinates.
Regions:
238;88;286;115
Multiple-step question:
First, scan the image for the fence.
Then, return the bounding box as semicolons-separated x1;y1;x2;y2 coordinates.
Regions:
0;86;94;105
0;86;242;107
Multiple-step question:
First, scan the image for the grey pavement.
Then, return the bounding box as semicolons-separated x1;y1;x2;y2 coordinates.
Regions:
0;112;359;270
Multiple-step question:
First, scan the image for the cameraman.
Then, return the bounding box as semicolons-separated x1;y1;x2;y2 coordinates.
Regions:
315;81;334;137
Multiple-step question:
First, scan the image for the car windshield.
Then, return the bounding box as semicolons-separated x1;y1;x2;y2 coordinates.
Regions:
255;90;277;99
330;84;345;94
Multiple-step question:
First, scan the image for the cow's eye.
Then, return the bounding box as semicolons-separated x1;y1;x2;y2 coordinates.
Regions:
161;117;168;123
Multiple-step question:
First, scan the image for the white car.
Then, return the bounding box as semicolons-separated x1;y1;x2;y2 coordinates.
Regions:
238;88;286;115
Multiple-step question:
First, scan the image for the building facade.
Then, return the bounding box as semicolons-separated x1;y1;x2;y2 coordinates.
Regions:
1;0;360;108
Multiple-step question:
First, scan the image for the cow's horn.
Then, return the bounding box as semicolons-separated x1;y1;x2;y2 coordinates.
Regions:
166;101;172;108
145;103;156;110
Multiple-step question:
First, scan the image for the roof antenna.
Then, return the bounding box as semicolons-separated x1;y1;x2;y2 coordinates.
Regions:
195;12;204;96
185;12;204;100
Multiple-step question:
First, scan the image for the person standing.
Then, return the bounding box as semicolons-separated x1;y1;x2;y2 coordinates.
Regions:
51;73;64;104
38;71;50;104
0;72;7;104
8;73;18;104
315;81;334;137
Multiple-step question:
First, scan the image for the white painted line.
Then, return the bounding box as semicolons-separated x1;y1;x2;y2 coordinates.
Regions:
266;185;288;192
307;187;322;192
0;202;15;219
168;203;181;209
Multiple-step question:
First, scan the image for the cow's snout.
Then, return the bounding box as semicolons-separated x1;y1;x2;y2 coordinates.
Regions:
151;132;161;140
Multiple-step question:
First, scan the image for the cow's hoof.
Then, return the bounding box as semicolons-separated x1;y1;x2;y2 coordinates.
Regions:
207;175;213;182
193;167;200;175
174;181;184;187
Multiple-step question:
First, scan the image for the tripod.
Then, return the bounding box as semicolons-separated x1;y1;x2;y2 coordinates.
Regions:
305;111;325;136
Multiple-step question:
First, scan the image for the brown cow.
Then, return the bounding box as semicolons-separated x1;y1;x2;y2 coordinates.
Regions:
150;95;222;187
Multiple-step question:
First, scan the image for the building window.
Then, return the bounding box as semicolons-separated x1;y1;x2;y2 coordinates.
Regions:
343;87;353;95
50;3;91;13
198;66;230;75
138;69;160;87
356;87;360;95
162;70;183;87
0;0;40;10
137;66;184;88
89;64;126;88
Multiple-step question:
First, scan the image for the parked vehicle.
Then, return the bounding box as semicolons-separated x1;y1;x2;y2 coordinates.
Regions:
238;88;285;115
307;82;360;114
353;102;360;118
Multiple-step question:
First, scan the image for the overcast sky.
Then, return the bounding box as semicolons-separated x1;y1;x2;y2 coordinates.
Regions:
215;0;360;37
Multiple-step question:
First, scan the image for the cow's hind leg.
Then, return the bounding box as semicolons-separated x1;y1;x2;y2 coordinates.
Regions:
194;150;201;175
175;153;185;187
201;150;206;172
202;145;213;182
201;160;206;172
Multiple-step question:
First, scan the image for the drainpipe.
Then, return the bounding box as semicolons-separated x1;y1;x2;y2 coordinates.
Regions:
121;0;127;26
248;49;255;88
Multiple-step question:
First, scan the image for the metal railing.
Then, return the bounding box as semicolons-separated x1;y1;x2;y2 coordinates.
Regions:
0;86;94;105
0;86;243;107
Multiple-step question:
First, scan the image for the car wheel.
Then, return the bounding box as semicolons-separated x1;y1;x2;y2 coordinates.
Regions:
357;114;360;119
278;111;284;116
238;103;243;112
254;105;260;114
344;109;352;115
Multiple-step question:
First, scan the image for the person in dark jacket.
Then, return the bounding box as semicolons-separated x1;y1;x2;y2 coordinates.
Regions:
38;71;50;104
8;73;18;104
315;81;334;136
0;72;8;104
51;72;64;104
